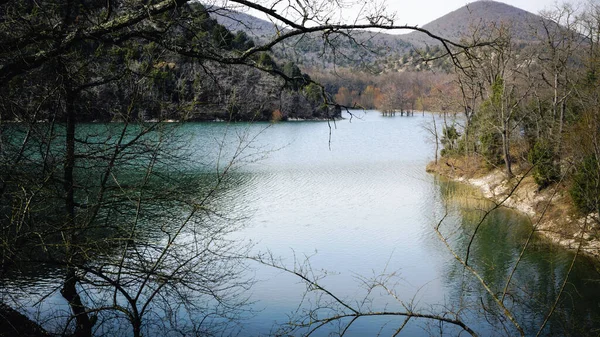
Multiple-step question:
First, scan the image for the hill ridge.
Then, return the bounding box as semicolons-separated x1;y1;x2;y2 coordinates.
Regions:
211;1;547;70
403;0;547;46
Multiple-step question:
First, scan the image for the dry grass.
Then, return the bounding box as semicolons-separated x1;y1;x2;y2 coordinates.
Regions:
426;155;490;178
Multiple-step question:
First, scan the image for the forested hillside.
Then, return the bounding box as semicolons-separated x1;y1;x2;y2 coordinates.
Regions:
217;1;553;72
215;9;414;71
211;1;562;115
0;2;330;123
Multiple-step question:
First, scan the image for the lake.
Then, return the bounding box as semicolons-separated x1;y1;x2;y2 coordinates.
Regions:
181;110;600;336
1;110;599;336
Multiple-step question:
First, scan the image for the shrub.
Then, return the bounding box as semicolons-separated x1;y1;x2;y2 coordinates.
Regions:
528;140;560;189
570;155;600;215
440;125;463;157
271;109;283;122
479;132;504;167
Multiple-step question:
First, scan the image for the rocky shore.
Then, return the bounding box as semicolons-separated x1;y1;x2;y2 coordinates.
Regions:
426;158;600;259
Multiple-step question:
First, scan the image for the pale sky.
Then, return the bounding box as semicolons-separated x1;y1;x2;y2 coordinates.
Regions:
387;0;562;26
226;0;570;32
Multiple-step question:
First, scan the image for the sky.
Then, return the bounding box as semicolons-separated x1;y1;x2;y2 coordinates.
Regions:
386;0;562;26
235;0;565;31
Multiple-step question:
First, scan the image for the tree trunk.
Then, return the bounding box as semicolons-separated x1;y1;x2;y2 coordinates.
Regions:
556;99;566;159
432;114;439;165
61;268;93;337
62;88;93;337
502;128;513;178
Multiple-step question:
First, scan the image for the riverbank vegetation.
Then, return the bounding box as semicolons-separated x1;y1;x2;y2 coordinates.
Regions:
425;3;600;256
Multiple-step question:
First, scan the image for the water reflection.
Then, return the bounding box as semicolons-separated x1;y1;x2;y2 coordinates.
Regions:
436;178;600;336
2;112;599;336
0;122;256;336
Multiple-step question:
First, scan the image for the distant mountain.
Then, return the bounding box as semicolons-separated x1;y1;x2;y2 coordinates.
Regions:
210;7;413;70
211;1;550;71
403;0;548;47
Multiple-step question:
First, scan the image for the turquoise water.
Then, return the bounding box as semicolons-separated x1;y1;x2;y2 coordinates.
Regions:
175;111;600;336
2;111;599;336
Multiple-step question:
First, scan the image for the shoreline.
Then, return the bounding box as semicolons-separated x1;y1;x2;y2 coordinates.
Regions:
426;159;600;259
2;116;344;124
